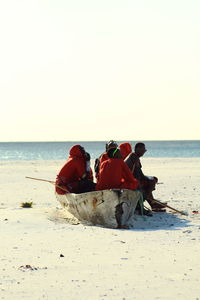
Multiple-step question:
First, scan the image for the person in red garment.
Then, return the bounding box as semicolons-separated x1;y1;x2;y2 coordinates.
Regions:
96;148;138;191
119;142;132;160
55;145;95;194
94;140;118;179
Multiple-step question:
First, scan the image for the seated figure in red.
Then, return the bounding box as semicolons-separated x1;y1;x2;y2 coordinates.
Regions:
94;140;118;179
55;145;95;194
119;142;132;160
96;148;138;191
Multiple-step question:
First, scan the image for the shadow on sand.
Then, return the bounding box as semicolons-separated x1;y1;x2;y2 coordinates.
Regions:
49;206;194;232
130;211;192;231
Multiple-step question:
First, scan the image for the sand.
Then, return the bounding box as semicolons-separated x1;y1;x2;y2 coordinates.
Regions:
0;158;200;300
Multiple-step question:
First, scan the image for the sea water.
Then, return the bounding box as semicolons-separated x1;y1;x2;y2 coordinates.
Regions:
0;140;199;161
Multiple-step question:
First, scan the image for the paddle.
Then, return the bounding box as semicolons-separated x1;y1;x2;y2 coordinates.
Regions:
152;199;188;216
25;176;69;193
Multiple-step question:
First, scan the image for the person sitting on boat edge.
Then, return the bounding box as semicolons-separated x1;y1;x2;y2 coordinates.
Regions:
119;142;132;160
96;148;138;191
94;140;118;179
125;142;165;211
55;145;95;194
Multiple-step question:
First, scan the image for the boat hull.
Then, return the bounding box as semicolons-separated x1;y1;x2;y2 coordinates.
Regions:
56;189;143;228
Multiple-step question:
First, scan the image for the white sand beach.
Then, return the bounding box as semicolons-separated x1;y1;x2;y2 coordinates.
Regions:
0;158;200;300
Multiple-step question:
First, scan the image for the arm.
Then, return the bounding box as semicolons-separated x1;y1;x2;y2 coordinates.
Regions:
94;158;100;175
57;160;73;184
122;160;138;189
125;153;137;172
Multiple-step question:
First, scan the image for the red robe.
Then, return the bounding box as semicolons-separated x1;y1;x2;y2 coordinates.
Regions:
100;152;109;164
119;142;132;160
56;145;92;194
96;158;138;191
95;152;109;180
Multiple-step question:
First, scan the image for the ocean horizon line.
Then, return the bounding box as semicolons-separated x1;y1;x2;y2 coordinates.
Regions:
1;140;200;160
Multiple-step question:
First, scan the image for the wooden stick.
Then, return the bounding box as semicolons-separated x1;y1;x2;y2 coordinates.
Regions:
25;176;69;193
26;176;55;184
152;199;187;216
144;205;151;211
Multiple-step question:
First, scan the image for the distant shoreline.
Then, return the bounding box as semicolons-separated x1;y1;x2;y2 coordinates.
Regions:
1;140;200;160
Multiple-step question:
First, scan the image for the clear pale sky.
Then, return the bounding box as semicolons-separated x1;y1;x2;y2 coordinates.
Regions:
0;0;199;141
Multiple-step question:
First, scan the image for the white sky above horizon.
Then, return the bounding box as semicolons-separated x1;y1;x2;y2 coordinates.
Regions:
0;0;199;142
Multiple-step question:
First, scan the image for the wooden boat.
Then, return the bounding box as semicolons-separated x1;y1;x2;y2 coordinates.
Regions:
56;189;143;228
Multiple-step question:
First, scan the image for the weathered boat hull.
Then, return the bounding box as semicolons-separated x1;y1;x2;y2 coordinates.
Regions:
56;189;143;228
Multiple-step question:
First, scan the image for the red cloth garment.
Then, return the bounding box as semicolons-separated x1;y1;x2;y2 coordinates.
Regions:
96;158;138;191
99;152;109;164
119;143;132;160
56;145;89;194
95;152;110;180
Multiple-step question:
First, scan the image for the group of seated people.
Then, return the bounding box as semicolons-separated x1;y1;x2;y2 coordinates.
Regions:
55;140;164;213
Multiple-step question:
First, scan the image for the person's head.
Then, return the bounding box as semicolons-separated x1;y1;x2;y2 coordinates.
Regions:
119;142;132;160
84;152;90;161
69;144;86;158
105;140;118;152
79;145;86;155
79;146;91;161
134;142;147;157
107;148;122;159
